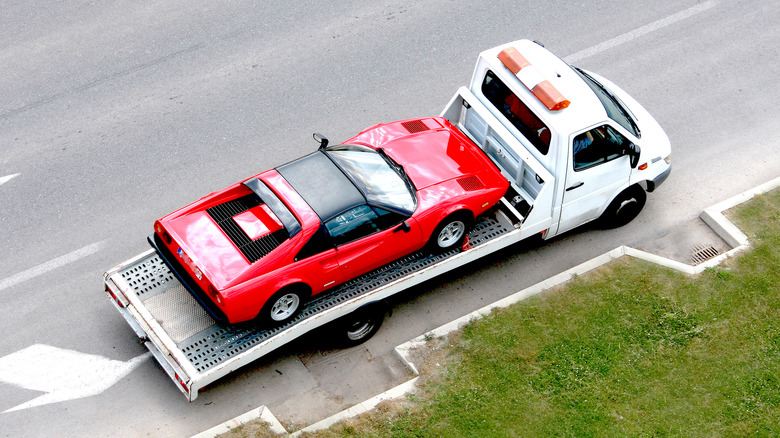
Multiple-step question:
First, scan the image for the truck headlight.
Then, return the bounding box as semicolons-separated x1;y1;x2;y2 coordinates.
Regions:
664;154;672;165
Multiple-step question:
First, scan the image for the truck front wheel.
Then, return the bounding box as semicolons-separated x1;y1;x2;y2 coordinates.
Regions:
601;185;646;228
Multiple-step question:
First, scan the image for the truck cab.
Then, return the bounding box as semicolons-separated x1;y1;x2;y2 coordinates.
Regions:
444;39;671;238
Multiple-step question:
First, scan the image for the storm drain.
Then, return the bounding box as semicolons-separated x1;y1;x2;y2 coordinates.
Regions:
691;244;720;264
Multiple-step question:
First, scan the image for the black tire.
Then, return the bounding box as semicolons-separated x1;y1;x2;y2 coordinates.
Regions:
335;304;386;347
600;185;646;228
260;286;308;327
428;212;472;252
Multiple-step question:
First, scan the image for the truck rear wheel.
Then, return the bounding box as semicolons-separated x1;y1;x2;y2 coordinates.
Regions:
600;185;646;228
334;303;386;347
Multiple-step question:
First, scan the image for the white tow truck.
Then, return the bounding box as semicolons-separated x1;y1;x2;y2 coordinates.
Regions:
104;39;671;401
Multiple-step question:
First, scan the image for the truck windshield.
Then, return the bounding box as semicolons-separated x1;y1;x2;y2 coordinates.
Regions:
573;67;641;138
326;145;416;215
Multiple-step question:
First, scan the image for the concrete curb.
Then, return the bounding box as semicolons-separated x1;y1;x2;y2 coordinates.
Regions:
194;176;780;437
191;405;287;438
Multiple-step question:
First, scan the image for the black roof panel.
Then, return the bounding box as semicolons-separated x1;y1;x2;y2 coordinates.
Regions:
277;151;365;221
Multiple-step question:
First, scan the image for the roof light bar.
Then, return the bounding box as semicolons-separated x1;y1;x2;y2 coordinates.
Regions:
498;47;570;111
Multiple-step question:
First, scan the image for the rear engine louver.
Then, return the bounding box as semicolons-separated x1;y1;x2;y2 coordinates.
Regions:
207;195;286;263
457;175;485;191
401;120;430;133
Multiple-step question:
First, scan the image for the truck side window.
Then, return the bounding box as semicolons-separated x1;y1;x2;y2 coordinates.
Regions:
572;125;629;171
482;70;551;155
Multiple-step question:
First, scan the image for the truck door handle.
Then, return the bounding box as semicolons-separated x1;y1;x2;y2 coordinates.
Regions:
566;182;584;191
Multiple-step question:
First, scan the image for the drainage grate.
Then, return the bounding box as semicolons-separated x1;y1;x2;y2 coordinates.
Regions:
691;244;720;264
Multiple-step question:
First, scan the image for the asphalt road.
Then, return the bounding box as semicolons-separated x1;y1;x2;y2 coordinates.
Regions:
1;0;779;436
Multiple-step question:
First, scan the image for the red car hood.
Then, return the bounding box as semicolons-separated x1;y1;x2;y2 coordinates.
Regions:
364;118;497;189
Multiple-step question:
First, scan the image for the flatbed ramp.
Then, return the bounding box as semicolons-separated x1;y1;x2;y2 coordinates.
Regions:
106;207;518;400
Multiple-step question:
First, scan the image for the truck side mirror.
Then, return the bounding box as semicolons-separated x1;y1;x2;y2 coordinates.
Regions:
628;143;641;169
313;133;329;150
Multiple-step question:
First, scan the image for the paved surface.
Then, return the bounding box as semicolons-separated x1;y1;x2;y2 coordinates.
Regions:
637;218;730;265
1;1;780;437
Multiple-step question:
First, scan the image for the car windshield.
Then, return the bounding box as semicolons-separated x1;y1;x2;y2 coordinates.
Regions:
326;145;416;214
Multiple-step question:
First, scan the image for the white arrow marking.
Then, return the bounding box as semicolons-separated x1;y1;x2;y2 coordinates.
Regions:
0;344;151;413
0;173;20;186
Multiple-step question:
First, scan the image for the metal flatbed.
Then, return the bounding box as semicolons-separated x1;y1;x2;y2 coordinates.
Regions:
104;202;524;400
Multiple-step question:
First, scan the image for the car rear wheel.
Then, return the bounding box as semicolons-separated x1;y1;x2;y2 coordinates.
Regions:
261;287;307;326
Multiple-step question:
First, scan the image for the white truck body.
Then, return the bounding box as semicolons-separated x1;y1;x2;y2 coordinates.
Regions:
103;39;670;401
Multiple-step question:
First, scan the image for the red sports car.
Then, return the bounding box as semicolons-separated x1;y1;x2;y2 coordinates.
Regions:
151;117;509;325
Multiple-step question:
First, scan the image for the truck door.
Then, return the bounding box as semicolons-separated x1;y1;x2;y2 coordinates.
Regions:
558;124;633;234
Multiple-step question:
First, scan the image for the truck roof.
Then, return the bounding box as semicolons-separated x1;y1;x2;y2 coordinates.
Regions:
473;39;608;135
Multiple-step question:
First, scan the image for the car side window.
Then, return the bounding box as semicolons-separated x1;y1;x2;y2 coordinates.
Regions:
294;225;334;261
372;207;406;229
325;205;406;247
572;125;629;171
325;205;381;246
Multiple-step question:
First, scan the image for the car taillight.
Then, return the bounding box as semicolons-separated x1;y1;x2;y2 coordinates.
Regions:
155;222;172;244
207;284;222;304
176;247;202;280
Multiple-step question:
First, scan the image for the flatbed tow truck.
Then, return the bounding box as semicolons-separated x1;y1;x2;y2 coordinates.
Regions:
104;40;671;401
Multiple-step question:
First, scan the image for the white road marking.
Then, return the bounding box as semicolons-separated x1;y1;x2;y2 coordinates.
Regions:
0;344;151;413
0;173;20;186
564;0;718;63
0;241;107;292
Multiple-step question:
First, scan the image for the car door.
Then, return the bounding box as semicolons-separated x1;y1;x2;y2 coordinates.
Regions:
291;225;345;292
558;124;634;234
325;204;422;280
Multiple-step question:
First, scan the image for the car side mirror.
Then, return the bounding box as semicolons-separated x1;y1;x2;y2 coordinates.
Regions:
393;221;411;233
313;133;329;150
628;142;641;169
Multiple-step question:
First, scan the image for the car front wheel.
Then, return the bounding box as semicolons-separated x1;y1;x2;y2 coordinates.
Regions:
429;213;471;252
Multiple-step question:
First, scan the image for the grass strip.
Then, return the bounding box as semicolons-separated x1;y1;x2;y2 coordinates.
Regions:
261;189;780;437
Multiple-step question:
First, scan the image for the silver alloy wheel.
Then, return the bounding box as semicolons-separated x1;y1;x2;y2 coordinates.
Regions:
437;220;466;248
346;319;376;341
270;292;301;322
